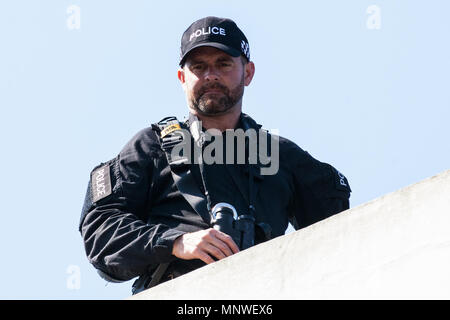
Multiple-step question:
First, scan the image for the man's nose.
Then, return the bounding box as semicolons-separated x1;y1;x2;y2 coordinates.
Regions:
204;66;220;81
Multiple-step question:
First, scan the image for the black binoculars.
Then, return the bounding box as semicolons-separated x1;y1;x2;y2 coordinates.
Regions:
211;203;271;250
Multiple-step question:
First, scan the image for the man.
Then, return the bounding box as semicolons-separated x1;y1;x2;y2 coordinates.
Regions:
79;16;351;294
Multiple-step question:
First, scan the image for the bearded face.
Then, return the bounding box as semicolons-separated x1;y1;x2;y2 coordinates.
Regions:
189;73;245;116
180;47;251;117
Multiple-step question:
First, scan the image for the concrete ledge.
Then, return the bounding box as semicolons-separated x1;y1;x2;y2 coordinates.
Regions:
130;169;450;299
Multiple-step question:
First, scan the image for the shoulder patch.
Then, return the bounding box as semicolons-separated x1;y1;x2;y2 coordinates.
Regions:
334;169;351;192
91;164;112;202
160;123;181;138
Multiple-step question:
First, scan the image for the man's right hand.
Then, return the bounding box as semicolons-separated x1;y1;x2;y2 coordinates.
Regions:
172;228;240;264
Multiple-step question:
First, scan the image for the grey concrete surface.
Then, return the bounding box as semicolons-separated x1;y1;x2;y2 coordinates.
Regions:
129;169;450;300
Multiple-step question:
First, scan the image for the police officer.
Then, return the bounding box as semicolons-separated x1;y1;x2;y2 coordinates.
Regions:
79;16;351;294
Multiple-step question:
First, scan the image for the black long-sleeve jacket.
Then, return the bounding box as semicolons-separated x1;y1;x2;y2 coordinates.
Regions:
79;113;351;284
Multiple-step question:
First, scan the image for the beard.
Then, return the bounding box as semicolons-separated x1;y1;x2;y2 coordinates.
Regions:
189;74;245;116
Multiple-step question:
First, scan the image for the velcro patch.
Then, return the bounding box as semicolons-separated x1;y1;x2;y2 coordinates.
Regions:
91;164;112;202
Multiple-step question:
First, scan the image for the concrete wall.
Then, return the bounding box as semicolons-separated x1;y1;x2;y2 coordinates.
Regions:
130;169;450;300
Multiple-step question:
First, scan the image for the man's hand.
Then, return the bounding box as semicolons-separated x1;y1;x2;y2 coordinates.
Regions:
172;228;240;264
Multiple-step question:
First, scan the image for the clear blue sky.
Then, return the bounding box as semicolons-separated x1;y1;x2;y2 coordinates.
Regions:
0;0;449;299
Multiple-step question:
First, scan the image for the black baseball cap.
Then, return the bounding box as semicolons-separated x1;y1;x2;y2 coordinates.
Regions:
179;16;250;66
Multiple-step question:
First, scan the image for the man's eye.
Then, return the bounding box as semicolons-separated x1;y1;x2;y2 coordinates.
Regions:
191;64;203;70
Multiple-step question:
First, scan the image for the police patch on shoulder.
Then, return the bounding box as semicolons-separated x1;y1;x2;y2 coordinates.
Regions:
91;164;112;202
333;168;351;193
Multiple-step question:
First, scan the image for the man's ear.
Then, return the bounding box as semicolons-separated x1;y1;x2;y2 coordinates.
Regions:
178;68;185;84
244;61;255;86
